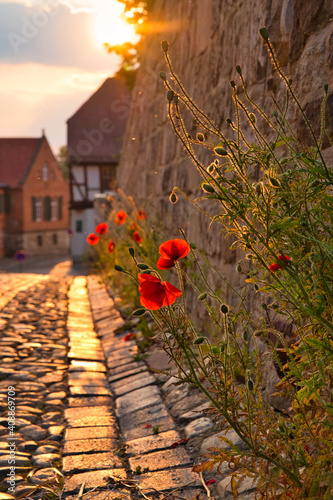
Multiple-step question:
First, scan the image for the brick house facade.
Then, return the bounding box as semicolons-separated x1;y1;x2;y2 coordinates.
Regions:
0;134;70;256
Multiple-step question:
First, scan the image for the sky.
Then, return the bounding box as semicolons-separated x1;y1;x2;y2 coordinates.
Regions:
0;0;138;155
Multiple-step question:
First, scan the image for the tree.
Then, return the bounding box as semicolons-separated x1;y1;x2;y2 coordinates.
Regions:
57;145;69;180
104;0;155;88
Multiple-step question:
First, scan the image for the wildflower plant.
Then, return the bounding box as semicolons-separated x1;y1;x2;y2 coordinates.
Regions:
111;28;333;499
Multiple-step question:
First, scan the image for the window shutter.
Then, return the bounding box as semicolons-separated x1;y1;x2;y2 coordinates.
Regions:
44;196;51;221
4;192;10;214
32;196;36;221
58;196;63;220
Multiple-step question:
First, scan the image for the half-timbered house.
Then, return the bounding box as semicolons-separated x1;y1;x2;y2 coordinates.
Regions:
67;77;130;260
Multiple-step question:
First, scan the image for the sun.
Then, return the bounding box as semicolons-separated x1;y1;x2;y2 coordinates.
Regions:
93;0;139;47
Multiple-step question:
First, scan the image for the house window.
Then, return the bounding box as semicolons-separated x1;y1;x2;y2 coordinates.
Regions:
44;196;51;221
101;166;116;191
76;220;83;233
51;199;58;221
43;162;49;181
52;233;58;245
32;197;42;222
37;235;43;246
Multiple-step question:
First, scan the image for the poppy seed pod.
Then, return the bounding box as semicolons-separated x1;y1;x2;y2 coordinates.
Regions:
161;40;169;53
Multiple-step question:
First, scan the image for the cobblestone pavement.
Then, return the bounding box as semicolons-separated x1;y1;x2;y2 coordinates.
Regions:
0;272;257;500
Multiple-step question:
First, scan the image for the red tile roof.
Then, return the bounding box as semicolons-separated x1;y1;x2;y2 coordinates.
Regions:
67;77;131;165
0;137;43;188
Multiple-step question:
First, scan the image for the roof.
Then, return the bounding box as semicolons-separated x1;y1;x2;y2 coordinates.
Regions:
0;137;43;188
67;77;131;165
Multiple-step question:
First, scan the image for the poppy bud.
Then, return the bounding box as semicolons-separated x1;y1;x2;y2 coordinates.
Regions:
167;90;174;102
262;303;268;311
236;65;242;75
129;247;135;257
133;308;146;316
324;83;328;94
220;304;229;314
214;147;228;156
190;243;196;249
202;183;215;193
207;164;215;174
269;176;281;188
248;379;254;391
174;94;179;104
236;264;242;273
254;284;259;291
194;336;205;345
249;113;256;123
159;71;166;80
197;133;204;142
273;110;278;118
141;270;152;274
198;293;207;300
138;263;149;270
169;191;178;204
230;80;236;88
226;118;232;124
161;40;169;53
115;265;124;272
259;27;269;40
243;331;248;341
310;180;320;188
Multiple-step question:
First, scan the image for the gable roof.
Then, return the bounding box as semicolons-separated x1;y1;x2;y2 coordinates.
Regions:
67;77;131;165
0;136;44;188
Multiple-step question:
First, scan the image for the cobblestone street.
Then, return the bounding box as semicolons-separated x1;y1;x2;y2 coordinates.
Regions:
0;268;256;500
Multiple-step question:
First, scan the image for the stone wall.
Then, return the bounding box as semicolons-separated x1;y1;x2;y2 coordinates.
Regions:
117;0;333;320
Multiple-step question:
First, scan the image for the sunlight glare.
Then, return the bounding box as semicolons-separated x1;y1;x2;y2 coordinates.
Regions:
93;0;139;47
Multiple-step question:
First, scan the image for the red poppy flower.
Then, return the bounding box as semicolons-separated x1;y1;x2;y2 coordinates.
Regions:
143;423;152;428
87;233;99;245
269;255;291;271
157;239;190;270
108;241;116;253
114;211;127;225
205;479;216;485
95;222;108;235
136;210;147;220
133;231;143;244
123;333;136;341
138;274;181;310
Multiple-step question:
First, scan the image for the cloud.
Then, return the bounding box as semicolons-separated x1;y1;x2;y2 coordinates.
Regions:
0;62;114;151
0;1;121;71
